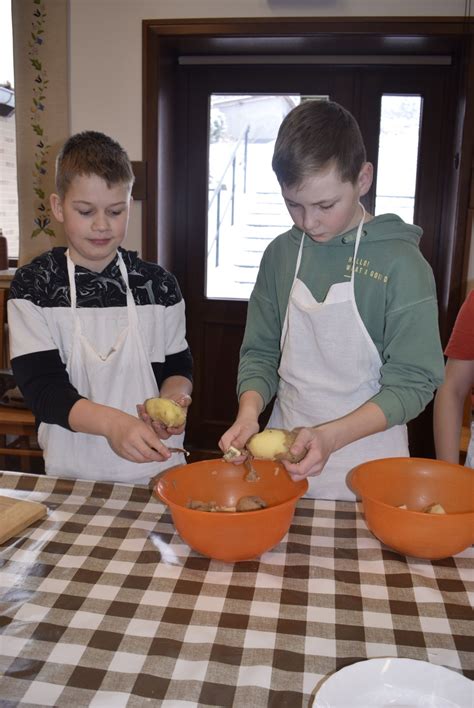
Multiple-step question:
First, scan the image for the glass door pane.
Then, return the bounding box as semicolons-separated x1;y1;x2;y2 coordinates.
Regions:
206;93;300;300
374;95;422;223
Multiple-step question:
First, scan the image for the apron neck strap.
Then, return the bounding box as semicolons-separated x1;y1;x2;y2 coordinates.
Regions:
66;249;135;314
66;250;77;311
66;248;138;322
350;203;366;284
293;232;306;282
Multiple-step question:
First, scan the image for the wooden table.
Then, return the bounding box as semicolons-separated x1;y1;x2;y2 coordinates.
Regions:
0;471;472;706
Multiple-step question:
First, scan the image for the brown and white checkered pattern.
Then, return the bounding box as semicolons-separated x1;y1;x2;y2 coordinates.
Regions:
0;471;472;707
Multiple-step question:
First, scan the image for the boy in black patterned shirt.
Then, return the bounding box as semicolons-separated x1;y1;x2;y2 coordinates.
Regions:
8;131;192;484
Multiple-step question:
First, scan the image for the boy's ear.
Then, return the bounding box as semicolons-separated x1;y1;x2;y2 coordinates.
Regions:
358;162;373;197
50;193;64;222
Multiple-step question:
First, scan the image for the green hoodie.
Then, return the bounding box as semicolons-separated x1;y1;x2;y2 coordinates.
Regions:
238;214;445;427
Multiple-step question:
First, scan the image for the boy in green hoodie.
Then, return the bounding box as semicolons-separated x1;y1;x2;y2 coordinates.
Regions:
219;100;444;500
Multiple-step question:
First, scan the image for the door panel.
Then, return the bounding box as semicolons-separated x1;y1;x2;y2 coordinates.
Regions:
358;67;452;458
176;64;452;458
358;67;452;277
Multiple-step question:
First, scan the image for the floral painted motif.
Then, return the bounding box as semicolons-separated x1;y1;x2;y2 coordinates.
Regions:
28;0;55;238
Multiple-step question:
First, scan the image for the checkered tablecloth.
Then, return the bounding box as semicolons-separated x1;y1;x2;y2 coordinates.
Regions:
0;471;472;707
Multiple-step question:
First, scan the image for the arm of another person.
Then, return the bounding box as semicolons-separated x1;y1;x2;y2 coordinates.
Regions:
434;358;473;463
8;297;173;463
434;290;474;463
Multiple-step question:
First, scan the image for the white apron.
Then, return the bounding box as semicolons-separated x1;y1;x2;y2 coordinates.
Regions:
268;206;409;500
38;250;185;484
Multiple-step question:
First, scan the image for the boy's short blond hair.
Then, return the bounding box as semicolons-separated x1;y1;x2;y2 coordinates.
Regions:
55;131;134;198
272;100;367;187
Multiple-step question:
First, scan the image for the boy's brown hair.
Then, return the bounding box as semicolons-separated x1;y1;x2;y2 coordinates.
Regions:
55;131;134;198
272;100;367;187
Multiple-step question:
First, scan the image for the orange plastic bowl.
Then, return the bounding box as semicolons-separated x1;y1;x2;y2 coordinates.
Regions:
348;457;474;560
154;458;308;562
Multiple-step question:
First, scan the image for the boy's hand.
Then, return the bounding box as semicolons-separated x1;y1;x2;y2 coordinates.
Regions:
105;411;173;463
136;393;192;440
218;416;260;463
282;425;337;480
282;402;388;480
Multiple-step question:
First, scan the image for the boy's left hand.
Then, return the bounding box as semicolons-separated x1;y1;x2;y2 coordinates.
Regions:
282;425;336;480
137;393;192;439
283;402;387;480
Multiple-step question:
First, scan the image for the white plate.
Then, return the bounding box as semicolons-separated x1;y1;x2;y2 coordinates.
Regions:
312;658;472;708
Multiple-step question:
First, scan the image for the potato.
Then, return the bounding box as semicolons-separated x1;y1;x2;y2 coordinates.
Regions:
144;397;187;427
246;428;305;463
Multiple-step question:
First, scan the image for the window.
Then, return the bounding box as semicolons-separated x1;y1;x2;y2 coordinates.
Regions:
0;0;18;261
206;93;299;299
207;94;331;300
374;95;422;224
206;92;423;299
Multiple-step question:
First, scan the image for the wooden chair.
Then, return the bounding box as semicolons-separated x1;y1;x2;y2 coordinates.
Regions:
0;288;43;473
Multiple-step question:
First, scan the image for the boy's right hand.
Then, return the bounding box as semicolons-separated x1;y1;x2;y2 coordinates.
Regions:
218;417;260;463
105;411;172;463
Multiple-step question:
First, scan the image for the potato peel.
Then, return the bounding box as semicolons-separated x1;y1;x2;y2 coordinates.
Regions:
223;445;243;462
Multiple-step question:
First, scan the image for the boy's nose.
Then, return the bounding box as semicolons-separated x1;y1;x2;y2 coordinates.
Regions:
302;212;319;233
92;214;109;231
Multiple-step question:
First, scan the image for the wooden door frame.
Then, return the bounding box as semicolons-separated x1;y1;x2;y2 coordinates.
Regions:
142;16;474;342
142;17;474;459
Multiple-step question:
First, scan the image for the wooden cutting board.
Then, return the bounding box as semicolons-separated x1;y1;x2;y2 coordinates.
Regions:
0;495;47;544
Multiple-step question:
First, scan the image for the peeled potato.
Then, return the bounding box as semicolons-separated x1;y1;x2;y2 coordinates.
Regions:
144;397;186;427
246;428;305;463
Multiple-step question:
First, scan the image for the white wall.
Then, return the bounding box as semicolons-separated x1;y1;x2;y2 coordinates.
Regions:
69;0;473;276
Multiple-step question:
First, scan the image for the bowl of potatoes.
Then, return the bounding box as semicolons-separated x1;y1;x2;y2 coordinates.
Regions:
348;457;474;560
153;456;308;563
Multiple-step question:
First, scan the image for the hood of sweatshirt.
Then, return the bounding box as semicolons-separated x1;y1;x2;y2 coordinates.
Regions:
288;213;423;247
